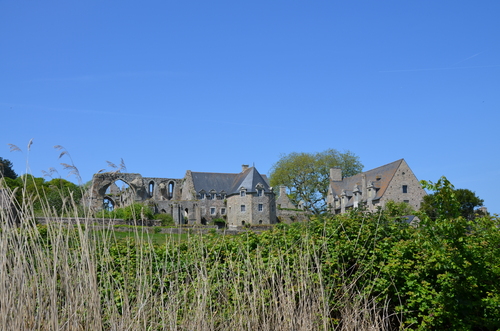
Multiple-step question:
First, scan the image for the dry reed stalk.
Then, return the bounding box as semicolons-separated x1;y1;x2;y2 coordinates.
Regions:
0;177;399;330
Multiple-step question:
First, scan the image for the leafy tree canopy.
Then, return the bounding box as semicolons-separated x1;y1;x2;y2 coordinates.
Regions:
0;157;18;179
420;176;485;220
3;174;83;216
269;149;363;214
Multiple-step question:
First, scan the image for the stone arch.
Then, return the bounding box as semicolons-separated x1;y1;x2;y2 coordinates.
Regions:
91;173;146;210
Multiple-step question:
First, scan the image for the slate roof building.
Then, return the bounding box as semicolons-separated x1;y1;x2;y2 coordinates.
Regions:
181;165;277;227
89;165;280;227
327;159;426;214
89;160;423;226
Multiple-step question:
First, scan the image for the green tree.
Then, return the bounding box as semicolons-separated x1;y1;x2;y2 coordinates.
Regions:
0;157;18;179
269;149;363;214
45;178;83;215
420;176;484;220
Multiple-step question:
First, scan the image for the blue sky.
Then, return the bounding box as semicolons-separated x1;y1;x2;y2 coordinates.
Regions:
1;1;499;214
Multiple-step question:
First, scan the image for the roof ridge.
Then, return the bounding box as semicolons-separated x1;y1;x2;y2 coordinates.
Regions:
362;159;403;175
191;171;239;175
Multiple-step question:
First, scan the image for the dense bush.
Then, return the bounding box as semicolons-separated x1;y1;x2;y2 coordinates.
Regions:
96;203;154;221
2;173;499;329
154;212;174;226
89;209;500;330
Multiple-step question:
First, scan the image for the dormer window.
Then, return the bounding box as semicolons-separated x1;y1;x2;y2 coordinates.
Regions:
256;184;264;197
199;192;205;200
240;190;246;197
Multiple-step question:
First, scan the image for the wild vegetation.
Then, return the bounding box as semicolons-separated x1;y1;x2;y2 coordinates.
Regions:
0;153;498;330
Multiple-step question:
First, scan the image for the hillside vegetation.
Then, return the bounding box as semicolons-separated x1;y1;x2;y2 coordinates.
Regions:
0;176;499;330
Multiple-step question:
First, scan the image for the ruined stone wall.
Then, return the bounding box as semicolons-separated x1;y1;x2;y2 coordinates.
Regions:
142;177;182;201
89;173;183;210
276;186;296;209
155;200;200;225
89;173;148;210
181;171;196;200
277;209;310;223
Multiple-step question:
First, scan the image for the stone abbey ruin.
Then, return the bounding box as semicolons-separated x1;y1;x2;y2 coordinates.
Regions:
88;165;305;228
88;159;426;228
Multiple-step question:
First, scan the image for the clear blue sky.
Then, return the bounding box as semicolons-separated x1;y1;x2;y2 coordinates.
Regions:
1;1;499;214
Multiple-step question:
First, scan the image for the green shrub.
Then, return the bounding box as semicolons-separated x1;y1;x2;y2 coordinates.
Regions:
121;203;154;221
212;218;226;224
154;213;174;226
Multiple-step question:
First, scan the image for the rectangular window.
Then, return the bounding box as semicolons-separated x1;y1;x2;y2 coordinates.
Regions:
200;193;205;200
403;200;410;204
221;208;226;215
257;189;263;197
258;203;263;212
402;185;408;193
240;191;246;197
210;207;216;215
241;205;246;212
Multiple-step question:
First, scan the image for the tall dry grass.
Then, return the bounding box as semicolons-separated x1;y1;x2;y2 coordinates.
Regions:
0;178;394;330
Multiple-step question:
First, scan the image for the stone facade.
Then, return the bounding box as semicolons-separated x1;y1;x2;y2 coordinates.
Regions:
327;159;426;213
88;160;423;225
89;165;285;227
226;182;277;227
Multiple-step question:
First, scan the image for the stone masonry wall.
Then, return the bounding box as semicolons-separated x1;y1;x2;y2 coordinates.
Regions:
226;192;276;227
379;160;426;210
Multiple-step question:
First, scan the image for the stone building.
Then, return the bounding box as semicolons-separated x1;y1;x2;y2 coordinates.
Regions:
327;159;426;214
88;159;425;225
89;165;279;227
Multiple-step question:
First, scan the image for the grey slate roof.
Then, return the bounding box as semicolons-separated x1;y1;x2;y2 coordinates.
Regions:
191;167;271;195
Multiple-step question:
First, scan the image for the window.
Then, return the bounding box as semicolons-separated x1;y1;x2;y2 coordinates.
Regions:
258;203;263;212
240;190;246;197
168;182;174;199
403;200;410;204
210;207;216;215
257;189;263;197
221;208;226;215
402;185;408;193
200;192;205;200
241;205;246;212
211;193;216;200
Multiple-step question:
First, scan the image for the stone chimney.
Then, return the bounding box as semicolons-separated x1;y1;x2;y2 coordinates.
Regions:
241;164;249;172
279;186;287;197
330;168;342;181
361;174;367;198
